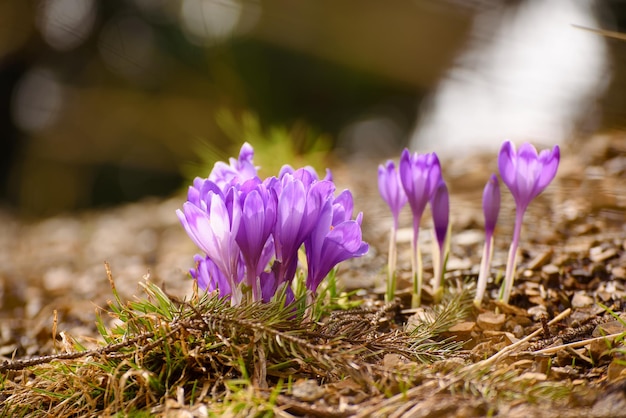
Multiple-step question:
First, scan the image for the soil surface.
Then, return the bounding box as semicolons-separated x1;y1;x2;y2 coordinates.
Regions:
1;134;625;416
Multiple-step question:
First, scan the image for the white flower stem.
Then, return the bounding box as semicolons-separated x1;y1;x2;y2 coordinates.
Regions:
386;224;398;303
474;234;493;307
411;216;423;308
501;209;525;304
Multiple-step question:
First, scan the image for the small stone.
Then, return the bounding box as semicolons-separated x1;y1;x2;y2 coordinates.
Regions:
541;264;560;282
590;248;618;263
527;305;548;320
570;308;598;326
291;379;324;402
528;249;553;270
383;353;405;369
571;268;592;281
534;357;550;374
589;339;612;362
512;324;524;339
571;291;594;308
592;320;626;338
448;321;476;333
612;267;626;280
476;311;506;331
607;359;626;383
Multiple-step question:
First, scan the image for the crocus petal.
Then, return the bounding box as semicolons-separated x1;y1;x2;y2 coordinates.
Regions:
191;254;232;297
305;195;369;294
237;189;266;263
498;140;517;189
332;189;354;225
176;203;221;258
275;176;307;263
177;193;241;286
533;146;560;196
209;143;259;190
306;220;369;293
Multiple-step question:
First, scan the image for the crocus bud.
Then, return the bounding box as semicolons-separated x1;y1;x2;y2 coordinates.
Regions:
482;174;500;238
378;160;407;227
430;179;449;300
399;149;441;220
475;174;500;307
430;180;449;251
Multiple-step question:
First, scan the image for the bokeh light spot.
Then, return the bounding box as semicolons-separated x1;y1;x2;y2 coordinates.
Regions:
179;0;243;45
12;68;64;133
36;0;97;51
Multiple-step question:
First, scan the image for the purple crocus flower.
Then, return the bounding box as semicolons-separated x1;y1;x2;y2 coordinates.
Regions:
177;187;243;304
179;142;368;308
378;160;408;302
429;179;449;300
498;141;560;303
378;161;407;229
272;174;335;292
209;142;258;190
191;254;232;297
475;174;501;306
430;180;449;255
399;149;442;307
235;178;277;301
305;191;368;295
482;174;501;238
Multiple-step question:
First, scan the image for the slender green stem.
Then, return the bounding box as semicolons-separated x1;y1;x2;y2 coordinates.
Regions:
501;208;525;303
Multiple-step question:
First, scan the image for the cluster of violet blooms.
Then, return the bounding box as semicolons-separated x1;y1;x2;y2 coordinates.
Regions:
177;143;369;306
379;140;559;307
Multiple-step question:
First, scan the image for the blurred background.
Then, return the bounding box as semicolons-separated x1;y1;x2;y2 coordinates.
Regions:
1;0;625;217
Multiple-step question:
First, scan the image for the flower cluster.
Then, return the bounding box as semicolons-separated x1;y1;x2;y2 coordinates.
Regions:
380;141;559;307
379;149;448;306
178;143;369;306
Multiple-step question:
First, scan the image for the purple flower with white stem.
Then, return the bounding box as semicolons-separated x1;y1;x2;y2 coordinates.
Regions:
378;160;408;302
305;190;368;296
272;173;335;292
429;179;449;301
474;174;500;307
498;141;560;303
235;178;278;301
177;186;244;304
399;149;442;307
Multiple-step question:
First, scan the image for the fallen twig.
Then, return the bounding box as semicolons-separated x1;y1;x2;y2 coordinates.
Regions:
530;332;626;356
